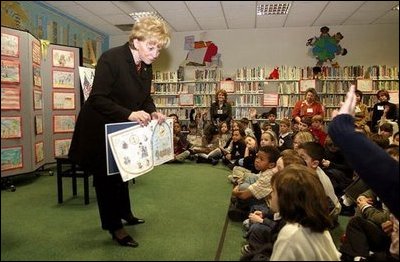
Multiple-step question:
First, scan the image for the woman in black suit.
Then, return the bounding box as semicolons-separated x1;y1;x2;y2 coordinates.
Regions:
68;16;171;248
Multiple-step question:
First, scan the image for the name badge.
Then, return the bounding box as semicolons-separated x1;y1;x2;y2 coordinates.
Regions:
377;105;384;110
217;109;223;114
307;108;313;113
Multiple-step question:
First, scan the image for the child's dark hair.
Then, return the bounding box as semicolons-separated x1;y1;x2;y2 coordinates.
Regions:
298;141;325;163
258;146;280;164
370;133;390;149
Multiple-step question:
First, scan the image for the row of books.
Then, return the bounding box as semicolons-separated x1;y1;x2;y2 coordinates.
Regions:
154;95;214;107
235;65;398;81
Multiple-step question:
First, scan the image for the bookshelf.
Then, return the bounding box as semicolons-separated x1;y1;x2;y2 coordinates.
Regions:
152;65;398;124
152;68;222;122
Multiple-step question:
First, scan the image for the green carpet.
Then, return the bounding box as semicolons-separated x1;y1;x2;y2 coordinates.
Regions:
1;162;348;261
1;162;244;261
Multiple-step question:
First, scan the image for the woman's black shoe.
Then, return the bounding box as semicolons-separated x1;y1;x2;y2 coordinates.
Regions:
123;216;145;225
110;231;139;247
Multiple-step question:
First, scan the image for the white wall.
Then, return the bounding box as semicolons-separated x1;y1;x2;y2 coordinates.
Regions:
110;24;399;78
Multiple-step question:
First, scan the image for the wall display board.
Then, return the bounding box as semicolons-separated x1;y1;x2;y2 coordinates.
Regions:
1;27;81;178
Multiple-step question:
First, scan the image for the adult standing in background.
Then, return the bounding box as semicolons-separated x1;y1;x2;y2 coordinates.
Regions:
68;16;171;248
210;89;232;128
371;89;398;133
292;87;324;125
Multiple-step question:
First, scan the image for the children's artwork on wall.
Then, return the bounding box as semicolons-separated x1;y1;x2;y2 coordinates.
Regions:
52;91;75;110
35;141;44;163
1;146;23;171
33;90;43;110
52;70;74;89
54;138;71;157
1;32;19;57
306;26;347;68
1;116;22;139
34;115;43;135
1;59;20;83
32;40;41;65
33;65;42;88
52;49;74;68
53;114;75;133
1;86;21;110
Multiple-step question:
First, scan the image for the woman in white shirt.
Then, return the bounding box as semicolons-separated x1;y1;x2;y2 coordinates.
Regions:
269;164;340;261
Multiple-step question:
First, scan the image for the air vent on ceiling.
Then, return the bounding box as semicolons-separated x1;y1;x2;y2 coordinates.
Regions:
115;24;134;32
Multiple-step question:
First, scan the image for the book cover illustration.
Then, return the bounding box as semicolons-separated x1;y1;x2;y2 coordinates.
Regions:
107;119;173;181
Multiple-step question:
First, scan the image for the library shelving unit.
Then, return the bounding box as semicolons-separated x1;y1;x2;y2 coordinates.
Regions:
151;65;398;124
152;68;222;122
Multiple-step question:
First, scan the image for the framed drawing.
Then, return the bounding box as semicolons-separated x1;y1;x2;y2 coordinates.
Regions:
35;141;44;163
53;114;75;133
33;90;43;110
220;80;235;93
179;93;194;106
356;79;373;92
33;65;42;88
52;70;75;89
1;116;22;139
32;40;41;65
52;49;74;68
53;91;75;110
263;93;279;106
35;115;43;135
300;79;316;92
1;146;23;171
1;59;20;84
1;86;21;110
54;138;72;157
1;33;19;57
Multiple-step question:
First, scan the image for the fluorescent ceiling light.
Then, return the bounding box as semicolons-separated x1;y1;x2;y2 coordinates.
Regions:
129;11;164;22
257;3;291;15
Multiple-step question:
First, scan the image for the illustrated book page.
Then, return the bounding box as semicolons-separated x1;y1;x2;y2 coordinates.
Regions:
107;119;173;181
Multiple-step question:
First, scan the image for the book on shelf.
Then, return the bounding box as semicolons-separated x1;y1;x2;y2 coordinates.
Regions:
105;118;174;182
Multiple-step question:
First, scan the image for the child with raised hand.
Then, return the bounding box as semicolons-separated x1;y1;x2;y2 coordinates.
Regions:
269;164;340;261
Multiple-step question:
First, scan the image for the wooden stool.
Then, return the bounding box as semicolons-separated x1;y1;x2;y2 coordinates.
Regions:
55;155;91;205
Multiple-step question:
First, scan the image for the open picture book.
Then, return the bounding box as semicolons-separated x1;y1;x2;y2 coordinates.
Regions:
105;118;174;182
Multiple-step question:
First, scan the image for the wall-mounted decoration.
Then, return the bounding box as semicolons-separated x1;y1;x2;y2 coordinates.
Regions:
1;116;22;139
1;59;20;83
33;64;41;88
34;115;43;135
1;32;19;57
54;138;71;157
52;49;74;68
35;141;44;163
263;94;279;106
32;40;41;65
1;146;23;171
53;91;75;110
220;80;234;93
33;90;43;110
1;86;21;110
53;114;75;133
306;26;347;68
52;70;74;89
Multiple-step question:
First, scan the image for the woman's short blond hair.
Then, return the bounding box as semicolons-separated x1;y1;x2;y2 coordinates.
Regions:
129;16;171;49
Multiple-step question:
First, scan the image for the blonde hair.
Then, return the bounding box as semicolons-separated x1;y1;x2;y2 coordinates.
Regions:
129;16;171;49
